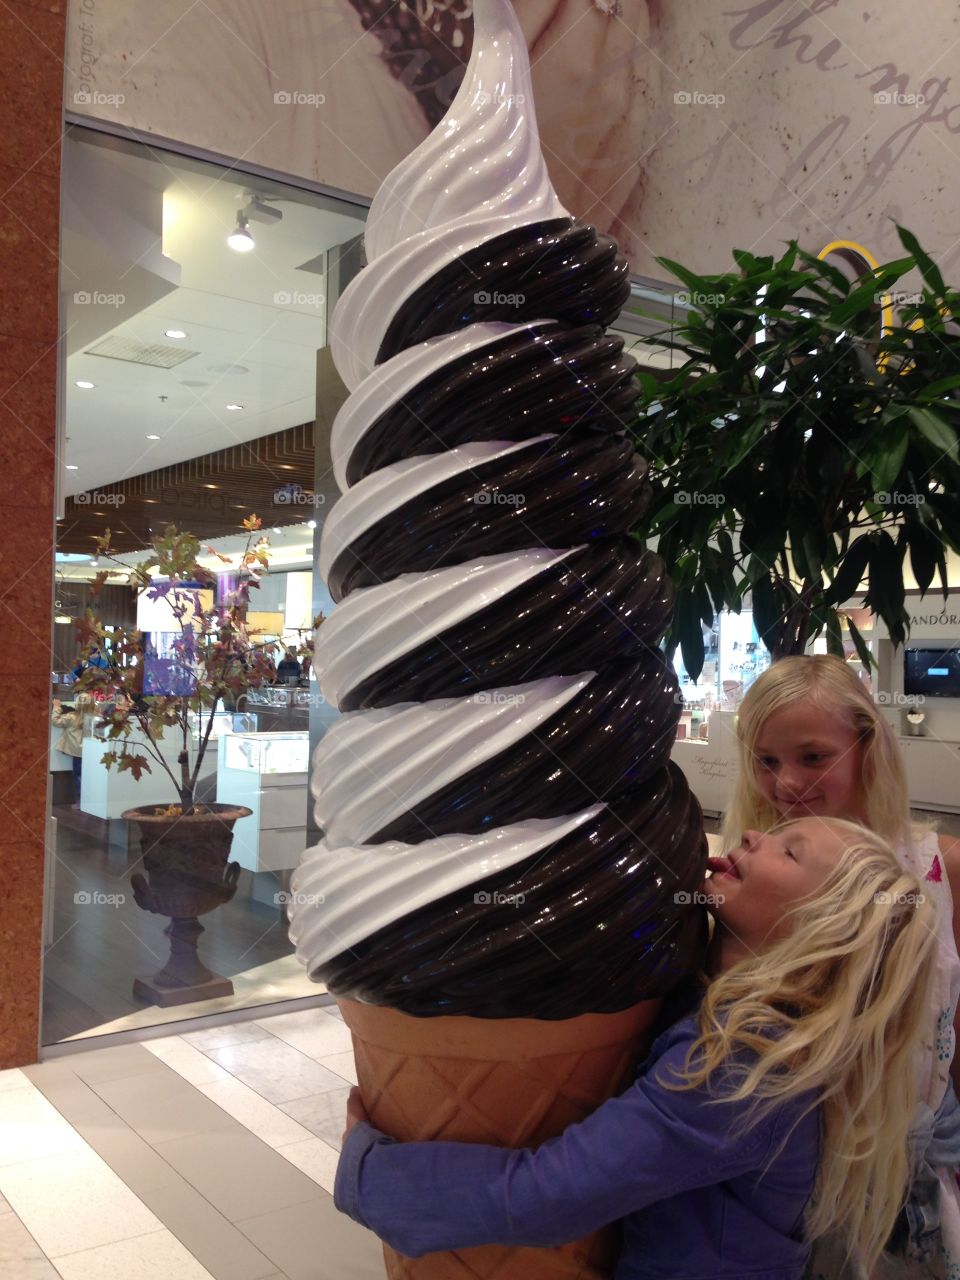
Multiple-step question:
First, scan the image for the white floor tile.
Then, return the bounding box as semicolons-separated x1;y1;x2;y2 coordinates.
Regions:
256;1009;353;1060
0;1211;60;1278
51;1227;217;1279
0;1069;30;1093
205;1038;348;1105
182;1023;274;1053
142;1038;234;1086
0;1148;161;1258
0;1086;87;1168
197;1078;314;1148
275;1137;340;1194
278;1087;352;1151
317;1051;358;1085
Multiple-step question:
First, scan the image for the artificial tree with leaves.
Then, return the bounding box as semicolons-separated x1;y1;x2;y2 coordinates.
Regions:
630;226;960;681
73;514;309;813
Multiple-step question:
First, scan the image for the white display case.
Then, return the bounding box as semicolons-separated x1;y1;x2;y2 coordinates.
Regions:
670;709;741;816
216;732;309;873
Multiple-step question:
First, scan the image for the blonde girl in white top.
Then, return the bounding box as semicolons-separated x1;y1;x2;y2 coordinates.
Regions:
723;654;960;1279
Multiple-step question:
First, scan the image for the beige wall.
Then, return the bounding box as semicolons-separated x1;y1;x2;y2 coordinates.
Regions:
66;0;960;280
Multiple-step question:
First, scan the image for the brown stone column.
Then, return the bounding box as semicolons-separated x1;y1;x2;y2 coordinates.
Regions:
0;0;66;1067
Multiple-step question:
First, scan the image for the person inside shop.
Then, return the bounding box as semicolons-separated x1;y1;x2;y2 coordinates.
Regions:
52;691;96;808
275;646;301;685
334;816;938;1279
71;645;109;679
722;654;960;1276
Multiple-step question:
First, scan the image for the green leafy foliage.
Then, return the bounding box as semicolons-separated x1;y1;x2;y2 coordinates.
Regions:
630;227;960;678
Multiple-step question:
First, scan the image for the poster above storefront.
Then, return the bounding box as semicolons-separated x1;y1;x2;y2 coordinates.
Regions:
66;0;960;283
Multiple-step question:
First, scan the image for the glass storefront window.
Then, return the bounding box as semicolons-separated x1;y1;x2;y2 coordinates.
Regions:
672;609;772;740
44;126;364;1046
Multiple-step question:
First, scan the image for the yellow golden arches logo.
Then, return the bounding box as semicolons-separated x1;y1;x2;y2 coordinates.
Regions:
817;239;896;337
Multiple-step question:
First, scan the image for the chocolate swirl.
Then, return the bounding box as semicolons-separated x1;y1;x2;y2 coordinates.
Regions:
324;434;652;601
344;322;640;486
290;0;707;1018
310;764;707;1019
377;218;633;364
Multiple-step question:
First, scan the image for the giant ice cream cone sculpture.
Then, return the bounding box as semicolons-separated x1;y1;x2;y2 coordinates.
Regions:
289;1;707;1274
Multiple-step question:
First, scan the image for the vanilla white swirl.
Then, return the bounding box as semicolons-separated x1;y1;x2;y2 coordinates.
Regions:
315;546;579;709
318;434;555;585
330;320;555;492
289;804;604;975
314;672;595;848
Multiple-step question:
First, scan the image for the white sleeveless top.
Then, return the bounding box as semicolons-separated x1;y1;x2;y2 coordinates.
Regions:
897;829;960;1274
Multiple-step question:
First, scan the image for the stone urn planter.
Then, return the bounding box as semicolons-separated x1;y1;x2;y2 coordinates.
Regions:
124;802;252;1007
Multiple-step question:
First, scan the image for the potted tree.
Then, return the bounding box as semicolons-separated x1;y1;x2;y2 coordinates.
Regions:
629;226;960;680
73;514;289;1006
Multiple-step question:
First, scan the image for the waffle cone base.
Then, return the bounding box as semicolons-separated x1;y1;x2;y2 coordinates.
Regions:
336;997;661;1280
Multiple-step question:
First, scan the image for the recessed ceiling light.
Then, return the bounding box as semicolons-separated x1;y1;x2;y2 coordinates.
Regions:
165;329;187;339
204;484;219;490
146;433;160;440
75;380;95;390
226;403;244;411
273;527;282;534
65;464;78;470
307;520;317;529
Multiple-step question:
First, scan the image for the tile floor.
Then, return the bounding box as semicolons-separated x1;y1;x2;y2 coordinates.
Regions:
2;1004;386;1279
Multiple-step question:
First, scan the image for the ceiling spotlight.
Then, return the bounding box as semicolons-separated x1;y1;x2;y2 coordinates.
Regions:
307;520;317;530
75;380;95;390
165;329;187;339
65;464;78;470
273;527;282;534
146;433;160;440
227;213;255;253
225;403;244;411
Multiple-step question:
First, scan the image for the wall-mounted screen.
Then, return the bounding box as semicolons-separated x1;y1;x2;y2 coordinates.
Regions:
904;647;960;698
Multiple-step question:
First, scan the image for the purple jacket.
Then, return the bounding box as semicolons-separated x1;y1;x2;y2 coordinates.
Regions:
335;1005;821;1279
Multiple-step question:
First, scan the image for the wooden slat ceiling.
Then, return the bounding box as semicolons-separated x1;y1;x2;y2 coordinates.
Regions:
58;423;317;554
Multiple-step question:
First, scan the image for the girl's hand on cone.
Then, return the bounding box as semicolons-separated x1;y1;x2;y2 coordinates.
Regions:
343;1086;370;1144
